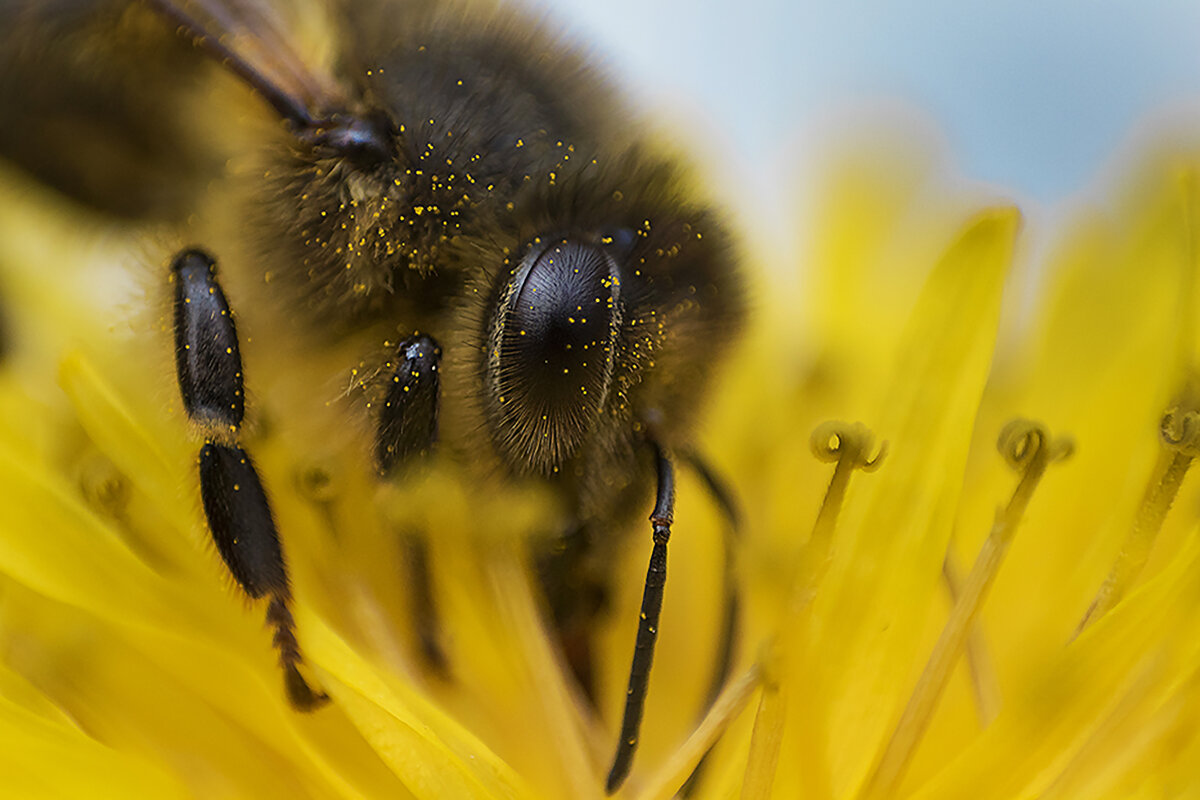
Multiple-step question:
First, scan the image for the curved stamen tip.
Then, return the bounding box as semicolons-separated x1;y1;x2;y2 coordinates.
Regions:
1160;409;1200;456
997;419;1073;472
809;421;887;470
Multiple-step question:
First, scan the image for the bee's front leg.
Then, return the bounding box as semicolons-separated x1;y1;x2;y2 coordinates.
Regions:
172;248;327;710
371;334;450;675
373;334;441;476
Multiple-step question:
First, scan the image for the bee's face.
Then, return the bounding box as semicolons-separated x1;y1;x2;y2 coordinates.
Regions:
0;0;746;789
239;7;744;487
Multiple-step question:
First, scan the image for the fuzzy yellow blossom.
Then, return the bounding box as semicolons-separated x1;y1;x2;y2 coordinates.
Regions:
1;127;1200;800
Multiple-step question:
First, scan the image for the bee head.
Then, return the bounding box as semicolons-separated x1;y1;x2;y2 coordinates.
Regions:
484;235;627;474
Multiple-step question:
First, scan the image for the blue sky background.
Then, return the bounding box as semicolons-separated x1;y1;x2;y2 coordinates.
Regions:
527;0;1200;238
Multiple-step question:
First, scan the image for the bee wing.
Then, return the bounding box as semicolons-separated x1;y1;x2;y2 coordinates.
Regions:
0;0;365;219
0;0;229;220
147;0;350;126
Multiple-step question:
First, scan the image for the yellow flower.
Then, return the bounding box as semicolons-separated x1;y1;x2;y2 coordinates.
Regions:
2;124;1200;800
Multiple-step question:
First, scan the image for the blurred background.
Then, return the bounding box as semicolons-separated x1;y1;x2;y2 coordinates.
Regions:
528;0;1200;260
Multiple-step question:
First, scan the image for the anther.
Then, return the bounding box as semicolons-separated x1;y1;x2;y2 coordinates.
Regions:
997;418;1073;472
807;422;887;562
809;420;888;471
1160;408;1200;455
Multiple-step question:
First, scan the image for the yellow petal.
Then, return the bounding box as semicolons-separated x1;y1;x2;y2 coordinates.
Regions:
783;207;1020;797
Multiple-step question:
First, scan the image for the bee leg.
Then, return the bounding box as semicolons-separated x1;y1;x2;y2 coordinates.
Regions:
607;443;675;794
535;522;608;701
370;335;448;675
677;450;742;797
373;334;441;476
401;529;450;678
684;450;741;707
199;442;327;709
173;248;327;710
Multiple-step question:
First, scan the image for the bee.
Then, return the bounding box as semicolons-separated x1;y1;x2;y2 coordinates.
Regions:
0;0;745;791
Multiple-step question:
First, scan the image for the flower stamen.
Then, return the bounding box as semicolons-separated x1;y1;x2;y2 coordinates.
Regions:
807;421;888;577
941;554;1000;726
858;419;1071;800
1075;405;1200;636
1077;175;1200;635
633;662;762;800
741;421;886;800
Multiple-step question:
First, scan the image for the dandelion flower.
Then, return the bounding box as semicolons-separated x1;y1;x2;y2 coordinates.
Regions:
1;125;1200;800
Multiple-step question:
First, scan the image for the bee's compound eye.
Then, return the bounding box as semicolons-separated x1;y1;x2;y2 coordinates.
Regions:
486;238;623;472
